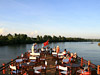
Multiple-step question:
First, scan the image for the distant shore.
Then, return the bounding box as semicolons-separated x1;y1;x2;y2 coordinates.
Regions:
0;33;100;46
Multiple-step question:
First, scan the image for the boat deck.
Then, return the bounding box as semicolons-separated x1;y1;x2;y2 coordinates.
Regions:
0;50;98;75
46;54;56;75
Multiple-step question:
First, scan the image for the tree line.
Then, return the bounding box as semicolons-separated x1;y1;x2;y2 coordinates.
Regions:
0;34;35;45
0;33;100;46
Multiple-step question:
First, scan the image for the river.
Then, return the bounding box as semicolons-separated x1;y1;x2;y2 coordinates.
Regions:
0;42;100;66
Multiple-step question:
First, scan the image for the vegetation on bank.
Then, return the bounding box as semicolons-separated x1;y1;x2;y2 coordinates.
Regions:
0;33;100;46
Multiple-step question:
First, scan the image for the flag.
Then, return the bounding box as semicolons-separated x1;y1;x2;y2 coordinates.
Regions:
43;40;49;47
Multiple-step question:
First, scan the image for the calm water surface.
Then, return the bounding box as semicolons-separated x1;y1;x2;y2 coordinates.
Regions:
0;42;100;66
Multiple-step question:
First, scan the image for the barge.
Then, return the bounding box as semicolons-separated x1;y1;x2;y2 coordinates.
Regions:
0;46;100;75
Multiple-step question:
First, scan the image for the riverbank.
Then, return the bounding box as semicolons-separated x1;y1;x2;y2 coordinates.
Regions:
1;34;100;46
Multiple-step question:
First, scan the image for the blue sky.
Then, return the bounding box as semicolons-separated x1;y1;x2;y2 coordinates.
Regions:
0;0;100;38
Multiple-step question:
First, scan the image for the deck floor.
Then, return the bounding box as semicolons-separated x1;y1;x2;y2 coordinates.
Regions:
46;54;56;75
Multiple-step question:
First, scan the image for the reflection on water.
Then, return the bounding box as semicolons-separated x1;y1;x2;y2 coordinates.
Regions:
0;42;100;66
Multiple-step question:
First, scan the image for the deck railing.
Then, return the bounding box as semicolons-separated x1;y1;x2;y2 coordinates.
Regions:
80;57;97;69
0;57;18;74
0;52;26;74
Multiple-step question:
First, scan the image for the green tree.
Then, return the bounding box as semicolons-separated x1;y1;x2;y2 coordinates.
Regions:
37;35;40;41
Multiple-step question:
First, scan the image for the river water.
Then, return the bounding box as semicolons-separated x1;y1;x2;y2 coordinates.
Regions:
0;42;100;66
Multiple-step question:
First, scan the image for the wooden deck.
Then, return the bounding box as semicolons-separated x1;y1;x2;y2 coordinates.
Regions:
46;54;56;75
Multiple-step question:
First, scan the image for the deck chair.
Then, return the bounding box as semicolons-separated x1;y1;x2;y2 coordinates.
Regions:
56;65;69;75
40;56;45;61
52;52;57;55
33;66;42;75
30;53;40;56
58;53;63;56
40;56;46;64
16;59;23;63
29;56;37;63
29;56;36;59
52;52;63;60
52;52;57;60
9;65;22;74
52;52;63;56
33;62;47;75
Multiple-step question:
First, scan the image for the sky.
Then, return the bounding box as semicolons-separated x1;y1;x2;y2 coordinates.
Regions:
0;0;100;38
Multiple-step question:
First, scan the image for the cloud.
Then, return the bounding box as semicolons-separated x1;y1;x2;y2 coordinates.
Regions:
0;28;4;34
28;30;38;37
0;23;5;26
0;27;8;35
